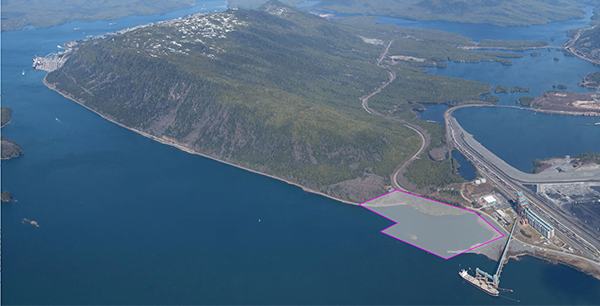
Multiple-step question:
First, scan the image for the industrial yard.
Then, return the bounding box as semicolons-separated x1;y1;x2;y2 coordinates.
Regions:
538;182;600;236
532;91;600;115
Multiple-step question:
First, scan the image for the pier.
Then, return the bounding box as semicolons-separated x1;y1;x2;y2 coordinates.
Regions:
476;217;518;288
460;218;517;297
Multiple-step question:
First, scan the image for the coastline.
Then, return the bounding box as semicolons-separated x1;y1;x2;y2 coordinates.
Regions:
43;75;361;207
44;75;600;282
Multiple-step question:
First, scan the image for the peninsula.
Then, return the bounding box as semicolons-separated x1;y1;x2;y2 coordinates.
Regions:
43;1;532;203
38;0;600;283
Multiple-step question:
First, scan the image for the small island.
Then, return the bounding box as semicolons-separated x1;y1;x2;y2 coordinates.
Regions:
494;85;510;93
485;95;499;103
578;71;600;89
1;136;24;160
517;96;535;106
1;190;14;202
1;107;23;160
552;84;567;89
1;107;12;127
554;57;560;61
511;86;530;93
530;52;542;57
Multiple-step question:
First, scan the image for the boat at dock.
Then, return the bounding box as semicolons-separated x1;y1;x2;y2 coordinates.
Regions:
460;217;517;297
459;269;499;297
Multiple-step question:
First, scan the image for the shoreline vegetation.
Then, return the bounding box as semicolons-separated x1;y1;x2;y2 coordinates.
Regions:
1;107;23;160
563;26;600;66
44;2;546;203
43;79;600;280
494;84;509;93
1;191;14;203
533;153;600;173
510;86;530;93
579;71;600;90
38;1;600;281
43;77;360;206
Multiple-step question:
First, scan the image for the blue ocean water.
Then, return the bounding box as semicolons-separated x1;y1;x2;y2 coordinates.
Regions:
2;2;600;304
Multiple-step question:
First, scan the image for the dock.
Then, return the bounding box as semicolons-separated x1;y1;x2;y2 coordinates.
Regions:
460;217;517;296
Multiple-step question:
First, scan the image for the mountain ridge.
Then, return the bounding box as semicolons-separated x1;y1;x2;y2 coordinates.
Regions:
44;1;527;201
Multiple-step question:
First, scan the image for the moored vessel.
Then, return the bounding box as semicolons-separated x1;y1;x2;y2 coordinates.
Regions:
459;269;499;297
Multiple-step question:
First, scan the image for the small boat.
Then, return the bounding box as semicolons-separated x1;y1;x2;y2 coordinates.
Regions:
22;69;25;75
109;22;117;26
74;27;81;30
57;44;63;48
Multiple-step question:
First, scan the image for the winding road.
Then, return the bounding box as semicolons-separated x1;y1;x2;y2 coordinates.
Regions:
360;38;600;267
359;39;431;191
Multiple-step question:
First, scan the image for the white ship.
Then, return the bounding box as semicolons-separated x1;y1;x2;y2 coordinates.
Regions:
459;269;499;297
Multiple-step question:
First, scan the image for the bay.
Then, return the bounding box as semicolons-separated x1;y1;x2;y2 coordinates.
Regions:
380;6;600;173
2;1;600;304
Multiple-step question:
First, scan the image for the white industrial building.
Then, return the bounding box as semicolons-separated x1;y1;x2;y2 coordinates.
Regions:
483;195;497;205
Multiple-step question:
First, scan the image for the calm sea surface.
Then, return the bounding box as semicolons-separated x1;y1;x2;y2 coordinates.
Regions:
2;2;600;304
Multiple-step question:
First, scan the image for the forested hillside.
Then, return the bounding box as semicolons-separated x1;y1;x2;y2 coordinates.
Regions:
570;26;600;63
45;1;532;202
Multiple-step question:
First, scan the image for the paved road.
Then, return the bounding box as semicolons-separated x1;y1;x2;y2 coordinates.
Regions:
447;105;600;184
445;105;600;258
563;26;600;66
358;39;432;192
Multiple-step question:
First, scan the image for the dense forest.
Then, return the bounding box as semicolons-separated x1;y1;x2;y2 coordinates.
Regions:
46;1;547;201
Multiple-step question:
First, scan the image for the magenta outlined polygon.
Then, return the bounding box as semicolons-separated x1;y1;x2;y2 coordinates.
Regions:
360;190;504;260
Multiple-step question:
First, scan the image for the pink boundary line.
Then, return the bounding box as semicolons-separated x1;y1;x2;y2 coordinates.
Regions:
360;190;505;260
